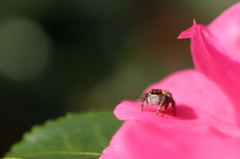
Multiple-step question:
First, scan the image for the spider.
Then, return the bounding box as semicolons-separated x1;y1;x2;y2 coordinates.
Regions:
140;89;176;117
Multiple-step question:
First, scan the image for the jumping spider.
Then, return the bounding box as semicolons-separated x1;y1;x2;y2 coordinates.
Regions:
140;89;176;117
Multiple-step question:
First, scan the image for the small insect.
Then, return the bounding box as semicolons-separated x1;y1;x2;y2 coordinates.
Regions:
140;89;176;117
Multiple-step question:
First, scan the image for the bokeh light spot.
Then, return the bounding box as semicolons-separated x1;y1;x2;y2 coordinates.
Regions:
0;18;52;81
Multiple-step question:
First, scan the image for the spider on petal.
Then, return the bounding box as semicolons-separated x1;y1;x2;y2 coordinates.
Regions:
140;89;176;117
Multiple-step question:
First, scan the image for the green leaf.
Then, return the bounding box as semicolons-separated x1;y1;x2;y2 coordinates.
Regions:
4;111;122;159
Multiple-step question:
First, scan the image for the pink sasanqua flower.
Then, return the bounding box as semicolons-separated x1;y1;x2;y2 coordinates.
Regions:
100;2;240;159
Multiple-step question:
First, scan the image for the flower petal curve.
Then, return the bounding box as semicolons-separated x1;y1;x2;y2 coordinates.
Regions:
99;122;132;159
114;69;238;133
101;120;240;159
178;2;240;121
207;2;240;61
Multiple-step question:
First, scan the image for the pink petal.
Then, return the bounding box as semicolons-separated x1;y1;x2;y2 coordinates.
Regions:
106;120;240;159
207;2;240;60
114;69;238;134
178;2;240;120
99;122;132;159
177;19;196;39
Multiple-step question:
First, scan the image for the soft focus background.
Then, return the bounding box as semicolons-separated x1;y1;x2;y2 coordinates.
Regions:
0;0;238;156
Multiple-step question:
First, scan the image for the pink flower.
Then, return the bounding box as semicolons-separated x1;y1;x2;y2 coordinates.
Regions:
100;2;240;159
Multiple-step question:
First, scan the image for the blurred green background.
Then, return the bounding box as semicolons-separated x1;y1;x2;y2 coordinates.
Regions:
0;0;238;156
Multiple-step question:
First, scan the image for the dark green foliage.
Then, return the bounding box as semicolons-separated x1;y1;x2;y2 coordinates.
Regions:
5;111;122;159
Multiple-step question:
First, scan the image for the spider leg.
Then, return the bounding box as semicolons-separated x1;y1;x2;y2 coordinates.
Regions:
161;102;170;117
140;93;148;111
156;95;166;115
170;99;176;117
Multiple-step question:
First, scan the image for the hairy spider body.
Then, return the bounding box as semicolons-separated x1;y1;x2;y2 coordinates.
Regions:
140;89;176;117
